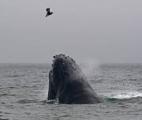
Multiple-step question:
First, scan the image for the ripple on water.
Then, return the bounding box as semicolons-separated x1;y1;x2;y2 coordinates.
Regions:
16;99;39;104
0;111;9;120
0;118;9;120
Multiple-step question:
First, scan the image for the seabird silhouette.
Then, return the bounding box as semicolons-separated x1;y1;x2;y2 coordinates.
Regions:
46;8;53;17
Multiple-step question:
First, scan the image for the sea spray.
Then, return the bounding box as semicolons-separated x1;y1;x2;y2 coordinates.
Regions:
39;82;49;101
79;58;100;80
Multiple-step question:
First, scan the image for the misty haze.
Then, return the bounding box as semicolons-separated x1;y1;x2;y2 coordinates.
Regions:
0;0;142;63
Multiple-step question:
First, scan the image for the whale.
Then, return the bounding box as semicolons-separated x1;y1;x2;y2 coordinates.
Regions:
47;54;101;104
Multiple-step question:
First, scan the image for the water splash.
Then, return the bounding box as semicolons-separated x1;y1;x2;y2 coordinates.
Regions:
107;91;142;99
39;83;49;101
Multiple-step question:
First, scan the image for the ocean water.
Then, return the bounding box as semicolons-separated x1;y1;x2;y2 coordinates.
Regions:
0;63;142;120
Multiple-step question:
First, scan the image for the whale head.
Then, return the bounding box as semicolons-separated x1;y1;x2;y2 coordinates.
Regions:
48;54;83;100
52;54;81;81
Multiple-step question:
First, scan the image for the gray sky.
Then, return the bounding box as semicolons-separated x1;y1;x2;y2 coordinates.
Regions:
0;0;142;63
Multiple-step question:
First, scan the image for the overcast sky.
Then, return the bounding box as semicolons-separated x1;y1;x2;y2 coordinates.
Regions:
0;0;142;63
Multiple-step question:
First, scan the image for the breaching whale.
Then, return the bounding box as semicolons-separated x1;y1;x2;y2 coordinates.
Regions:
48;54;101;104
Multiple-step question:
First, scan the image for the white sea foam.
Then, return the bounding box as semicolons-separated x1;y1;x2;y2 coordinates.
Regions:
109;91;142;99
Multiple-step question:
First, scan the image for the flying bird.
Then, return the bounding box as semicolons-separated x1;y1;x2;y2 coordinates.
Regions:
46;8;53;17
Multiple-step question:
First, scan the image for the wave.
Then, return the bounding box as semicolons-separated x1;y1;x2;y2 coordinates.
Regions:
17;99;39;104
107;91;142;99
103;91;142;103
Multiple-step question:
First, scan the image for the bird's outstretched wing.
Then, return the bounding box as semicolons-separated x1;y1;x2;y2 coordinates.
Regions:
45;8;53;17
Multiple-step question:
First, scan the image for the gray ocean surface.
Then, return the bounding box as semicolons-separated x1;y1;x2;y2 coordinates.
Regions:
0;63;142;120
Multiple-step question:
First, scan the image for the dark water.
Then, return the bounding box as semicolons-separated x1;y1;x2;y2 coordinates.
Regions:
0;63;142;120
